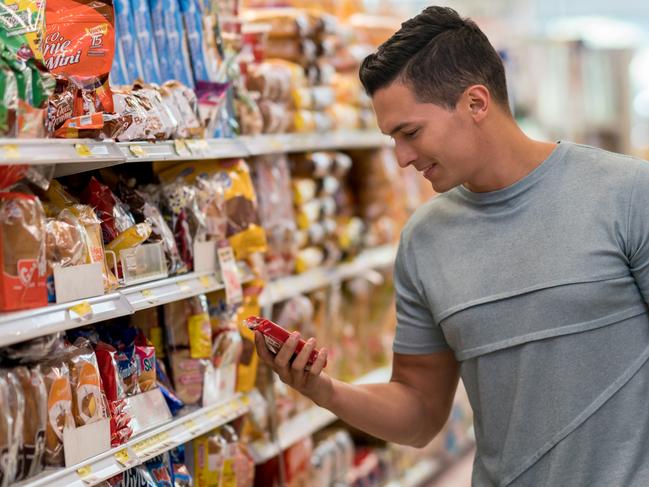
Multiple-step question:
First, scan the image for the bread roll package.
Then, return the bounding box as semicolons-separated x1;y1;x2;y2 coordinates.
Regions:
42;360;74;466
14;366;47;480
0;192;47;311
66;339;107;427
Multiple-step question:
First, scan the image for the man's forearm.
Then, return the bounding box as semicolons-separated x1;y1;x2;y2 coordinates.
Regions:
312;376;443;447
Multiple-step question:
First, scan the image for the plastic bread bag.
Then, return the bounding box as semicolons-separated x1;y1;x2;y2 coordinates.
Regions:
60;205;118;292
14;366;47;480
108;89;149;141
164;295;211;359
41;359;74;467
257;98;291;134
99;323;141;397
43;0;115;114
0;164;54;193
81;177;136;244
195;174;227;242
44;217;86;302
66;338;108;427
0;375;14;487
0;192;48;311
160;81;203;138
1;370;24;484
234;90;263;136
117;182;184;275
43;179;78;214
168;349;205;406
132;83;179;138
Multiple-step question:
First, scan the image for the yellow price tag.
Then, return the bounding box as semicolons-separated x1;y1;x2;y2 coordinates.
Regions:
75;143;92;157
269;139;283;151
133;432;170;455
77;465;93;478
114;448;132;466
1;144;19;160
178;281;191;293
184;419;199;432
141;289;157;303
130;145;147;157
199;276;212;289
174;139;189;155
69;301;93;319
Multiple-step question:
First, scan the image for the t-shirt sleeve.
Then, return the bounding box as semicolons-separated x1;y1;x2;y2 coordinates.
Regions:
393;236;450;354
626;161;649;301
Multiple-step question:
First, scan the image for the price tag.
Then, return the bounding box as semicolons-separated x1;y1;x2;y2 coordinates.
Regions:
184;418;199;433
75;143;92;157
133;432;170;455
130;145;147;157
269;138;284;151
141;288;157;303
77;464;100;483
114;448;135;466
174;139;190;157
1;144;19;160
69;301;93;320
217;242;242;305
199;275;212;289
177;281;191;293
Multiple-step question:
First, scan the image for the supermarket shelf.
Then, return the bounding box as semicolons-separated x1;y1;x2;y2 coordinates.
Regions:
0;268;251;348
18;393;250;487
260;244;397;307
249;365;392;464
384;459;443;487
1;131;391;176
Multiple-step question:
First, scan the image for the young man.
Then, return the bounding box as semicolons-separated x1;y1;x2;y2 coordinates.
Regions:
254;6;649;486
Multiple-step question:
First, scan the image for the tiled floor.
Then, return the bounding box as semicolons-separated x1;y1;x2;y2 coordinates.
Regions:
424;449;475;487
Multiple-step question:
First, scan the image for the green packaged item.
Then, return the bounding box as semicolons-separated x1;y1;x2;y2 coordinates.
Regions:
0;58;18;136
1;47;33;103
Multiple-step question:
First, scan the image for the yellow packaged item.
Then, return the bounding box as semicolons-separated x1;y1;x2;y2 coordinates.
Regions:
188;312;212;359
43;180;78;215
106;223;152;253
235;284;262;393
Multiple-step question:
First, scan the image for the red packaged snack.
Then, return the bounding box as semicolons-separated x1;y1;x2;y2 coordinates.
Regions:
43;0;115;114
245;316;325;369
81;177;135;244
0;192;47;311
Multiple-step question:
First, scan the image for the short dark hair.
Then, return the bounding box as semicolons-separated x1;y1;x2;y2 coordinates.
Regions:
359;6;510;111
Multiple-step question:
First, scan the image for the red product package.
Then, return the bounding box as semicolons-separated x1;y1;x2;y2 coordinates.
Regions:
43;0;115;113
81;177;135;244
245;316;325;369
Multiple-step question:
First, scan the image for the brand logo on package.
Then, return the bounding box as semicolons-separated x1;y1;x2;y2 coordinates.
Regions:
17;259;39;287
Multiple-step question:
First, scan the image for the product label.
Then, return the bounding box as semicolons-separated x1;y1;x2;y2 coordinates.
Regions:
48;376;72;441
76;362;102;424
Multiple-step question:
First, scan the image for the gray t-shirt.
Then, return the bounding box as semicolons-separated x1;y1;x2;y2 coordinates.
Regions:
394;141;649;486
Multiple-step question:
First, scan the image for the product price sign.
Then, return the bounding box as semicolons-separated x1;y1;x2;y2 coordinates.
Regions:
177;281;191;293
217;241;242;305
114;448;136;467
76;464;100;484
1;144;19;160
199;275;212;289
69;301;93;320
129;145;147;158
74;143;92;157
174;139;191;157
140;288;158;304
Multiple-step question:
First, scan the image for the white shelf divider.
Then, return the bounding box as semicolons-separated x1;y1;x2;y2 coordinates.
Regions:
248;366;392;464
17;393;250;487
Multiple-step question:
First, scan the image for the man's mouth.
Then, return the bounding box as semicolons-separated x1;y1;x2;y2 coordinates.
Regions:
421;163;437;178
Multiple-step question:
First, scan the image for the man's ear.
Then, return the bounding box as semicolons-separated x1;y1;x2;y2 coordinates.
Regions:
464;84;490;121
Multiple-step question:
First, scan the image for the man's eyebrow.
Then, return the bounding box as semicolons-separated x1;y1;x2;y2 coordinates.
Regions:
388;123;414;136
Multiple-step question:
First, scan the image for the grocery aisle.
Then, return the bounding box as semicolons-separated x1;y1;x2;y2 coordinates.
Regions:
425;449;475;487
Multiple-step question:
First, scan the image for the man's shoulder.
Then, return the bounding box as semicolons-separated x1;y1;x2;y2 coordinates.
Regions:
401;191;458;241
563;141;647;182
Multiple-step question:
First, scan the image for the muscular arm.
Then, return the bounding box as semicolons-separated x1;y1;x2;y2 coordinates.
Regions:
255;331;460;448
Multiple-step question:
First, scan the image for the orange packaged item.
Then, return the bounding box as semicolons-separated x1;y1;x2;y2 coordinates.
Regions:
42;360;74;467
67;339;107;427
0;192;47;311
43;0;115;114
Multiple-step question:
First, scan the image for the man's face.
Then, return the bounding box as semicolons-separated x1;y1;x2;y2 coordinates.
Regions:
373;81;480;193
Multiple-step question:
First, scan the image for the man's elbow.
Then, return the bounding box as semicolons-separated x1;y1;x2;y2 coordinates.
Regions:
403;422;444;449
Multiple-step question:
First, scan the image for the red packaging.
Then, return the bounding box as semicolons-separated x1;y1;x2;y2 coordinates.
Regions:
43;0;115;113
245;316;325;368
0;193;47;311
81;177;135;244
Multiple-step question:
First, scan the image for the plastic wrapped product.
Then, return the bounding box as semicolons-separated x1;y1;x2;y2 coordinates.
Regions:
179;0;210;82
235;91;263;136
144;453;174;486
45;217;86;302
135;339;157;392
2;370;25;484
169;350;206;405
164;295;211;359
43;0;115;113
0;375;14;486
122;465;158;486
194;174;227;242
161;81;203;138
130;0;162;84
147;0;173;82
0;60;18;136
14;366;47;480
133;84;179;139
66;338;107;427
169;446;192;487
81;177;136;244
113;0;143;85
161;0;194;87
0;192;47;311
42;360;74;467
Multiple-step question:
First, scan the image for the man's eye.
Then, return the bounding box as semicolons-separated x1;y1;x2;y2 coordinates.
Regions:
404;129;419;138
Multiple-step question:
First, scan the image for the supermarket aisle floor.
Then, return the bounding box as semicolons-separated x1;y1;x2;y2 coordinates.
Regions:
425;449;475;487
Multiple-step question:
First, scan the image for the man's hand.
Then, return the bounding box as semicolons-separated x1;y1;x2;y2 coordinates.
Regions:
254;330;332;405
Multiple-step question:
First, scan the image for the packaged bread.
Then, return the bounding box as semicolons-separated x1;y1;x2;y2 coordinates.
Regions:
0;375;14;486
14;366;47;480
42;360;74;466
169;350;206;406
0;192;47;311
60;205;118;292
2;370;24;484
45;217;87;302
164;295;211;359
66;339;106;427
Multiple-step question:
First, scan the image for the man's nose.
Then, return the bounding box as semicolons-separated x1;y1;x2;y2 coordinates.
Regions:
395;142;417;168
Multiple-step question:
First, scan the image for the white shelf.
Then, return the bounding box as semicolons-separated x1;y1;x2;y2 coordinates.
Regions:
18;393;250;487
249;366;391;464
0;269;249;348
385;459;443;487
1;131;391;176
260;244;397;307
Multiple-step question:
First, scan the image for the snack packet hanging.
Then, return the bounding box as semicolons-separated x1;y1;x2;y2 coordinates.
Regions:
112;0;143;85
43;0;116;113
178;0;211;82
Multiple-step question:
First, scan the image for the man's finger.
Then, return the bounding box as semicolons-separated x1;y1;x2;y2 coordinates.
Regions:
275;332;300;368
254;331;275;364
292;338;316;371
309;348;328;376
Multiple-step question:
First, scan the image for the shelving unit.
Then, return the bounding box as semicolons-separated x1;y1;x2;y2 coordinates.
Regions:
17;394;250;487
385;459;443;487
0;131;392;177
248;366;392;464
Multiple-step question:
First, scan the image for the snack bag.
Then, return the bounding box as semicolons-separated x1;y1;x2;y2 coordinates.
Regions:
169;446;192;487
160;0;193;87
112;0;143;84
43;0;115;113
169;349;205;406
0;192;47;311
81;177;135;244
67;338;106;427
14;366;47;480
164;295;211;359
135;334;157;392
0;58;19;136
147;0;172;82
42;360;74;466
144;453;174;487
178;0;210;82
